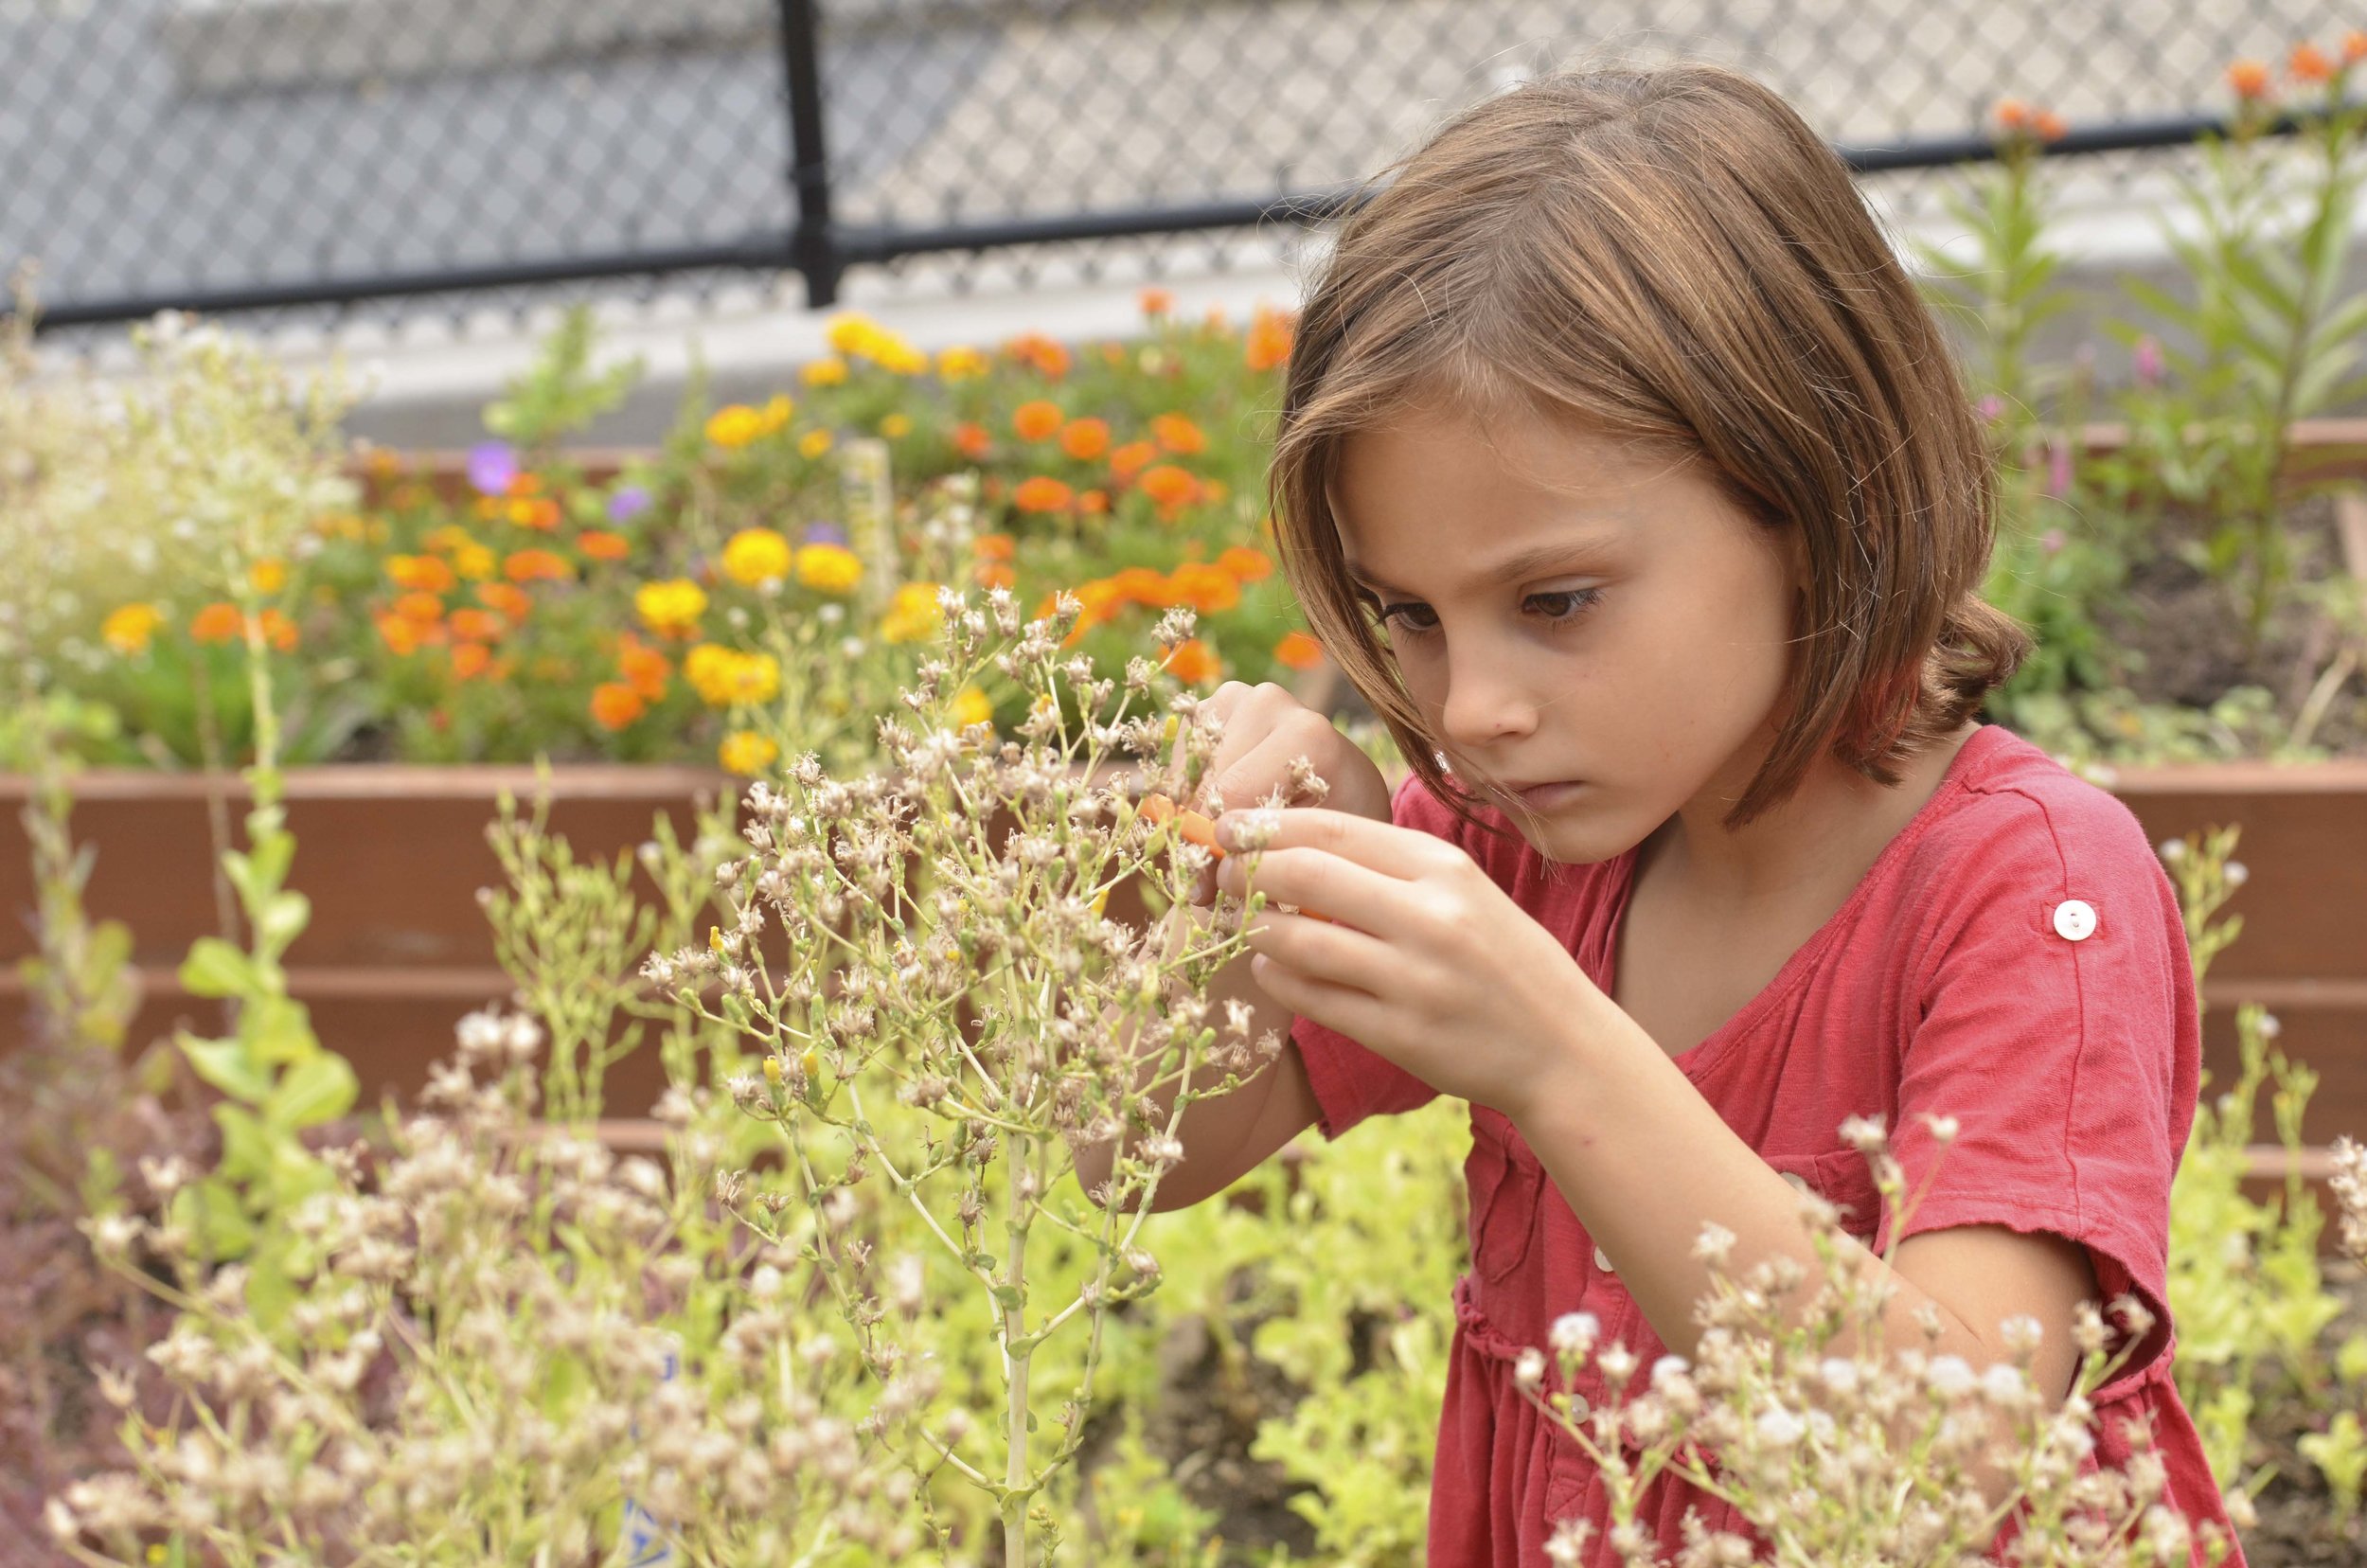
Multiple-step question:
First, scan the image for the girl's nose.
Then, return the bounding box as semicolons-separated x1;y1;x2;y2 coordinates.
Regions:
1436;651;1540;748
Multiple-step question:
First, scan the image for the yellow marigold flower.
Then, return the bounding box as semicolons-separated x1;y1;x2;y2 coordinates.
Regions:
684;643;739;705
802;356;850;387
951;685;994;728
249;558;288;594
102;602;165;655
635;578;708;637
721;527;794;587
936;345;989;382
825;312;882;357
724;650;780;704
454;544;496;581
872;335;929;375
720;730;780;775
880;412;913;439
799;430;835;459
881;580;945;644
760;394;794;434
796;543;863;595
705;404;769;449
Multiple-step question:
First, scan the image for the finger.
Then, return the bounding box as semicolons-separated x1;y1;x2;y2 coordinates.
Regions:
1241;947;1398;1058
1219;843;1426;939
1192;713;1332;816
1215;807;1448;882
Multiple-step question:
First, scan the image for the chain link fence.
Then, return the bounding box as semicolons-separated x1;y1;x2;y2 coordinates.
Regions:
2;0;2356;346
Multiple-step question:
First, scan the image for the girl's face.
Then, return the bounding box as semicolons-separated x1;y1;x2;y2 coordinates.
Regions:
1333;398;1806;864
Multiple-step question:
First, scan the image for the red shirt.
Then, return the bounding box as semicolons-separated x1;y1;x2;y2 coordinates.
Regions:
1291;722;2241;1566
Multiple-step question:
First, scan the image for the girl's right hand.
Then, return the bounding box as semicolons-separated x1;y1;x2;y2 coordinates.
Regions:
1183;680;1391;905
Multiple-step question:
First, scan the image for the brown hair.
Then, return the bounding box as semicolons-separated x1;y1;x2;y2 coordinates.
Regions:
1270;61;2030;834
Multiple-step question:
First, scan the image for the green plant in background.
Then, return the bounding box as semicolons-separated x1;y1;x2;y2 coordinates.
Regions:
479;301;646;454
1240;1098;1468;1565
2109;53;2367;644
1915;98;2079;431
2159;823;2358;1521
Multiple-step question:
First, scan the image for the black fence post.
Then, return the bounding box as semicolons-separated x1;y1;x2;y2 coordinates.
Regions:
778;0;841;309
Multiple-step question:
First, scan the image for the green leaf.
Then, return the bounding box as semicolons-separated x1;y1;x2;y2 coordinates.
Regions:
213;1103;273;1184
254;890;311;962
243;1241;298;1336
265;1052;357;1131
169;1177;257;1260
179;936;259;999
245;994;318;1067
178;1030;273;1103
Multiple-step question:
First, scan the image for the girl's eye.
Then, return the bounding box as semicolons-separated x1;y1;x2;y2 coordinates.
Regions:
1366;589;1601;640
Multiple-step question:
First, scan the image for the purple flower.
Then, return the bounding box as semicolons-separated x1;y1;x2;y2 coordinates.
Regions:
802;522;848;547
2133;335;2163;388
607;485;653;524
1977;394;2006;423
467;440;518;497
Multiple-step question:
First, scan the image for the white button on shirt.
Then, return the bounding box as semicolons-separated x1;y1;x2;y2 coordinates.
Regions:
1593;1244;1613;1274
2052;899;2098;941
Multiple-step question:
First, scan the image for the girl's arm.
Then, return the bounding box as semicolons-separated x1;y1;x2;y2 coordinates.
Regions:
1066;880;1322;1216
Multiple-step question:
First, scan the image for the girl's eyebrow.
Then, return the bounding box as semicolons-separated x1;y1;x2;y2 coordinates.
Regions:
1343;536;1617;597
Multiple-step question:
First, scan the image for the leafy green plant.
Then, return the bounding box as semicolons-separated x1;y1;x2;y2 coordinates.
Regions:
2108;60;2367;641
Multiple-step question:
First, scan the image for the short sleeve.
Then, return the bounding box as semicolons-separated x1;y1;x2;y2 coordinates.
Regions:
1879;783;2201;1383
1289;771;1460;1141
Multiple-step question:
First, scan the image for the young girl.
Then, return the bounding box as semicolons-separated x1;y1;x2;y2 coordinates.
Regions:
1095;60;2242;1566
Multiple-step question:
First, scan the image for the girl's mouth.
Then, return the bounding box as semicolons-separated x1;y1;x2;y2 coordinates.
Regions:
1510;779;1587;811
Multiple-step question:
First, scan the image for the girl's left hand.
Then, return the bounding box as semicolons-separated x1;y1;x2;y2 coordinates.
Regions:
1210;807;1603;1119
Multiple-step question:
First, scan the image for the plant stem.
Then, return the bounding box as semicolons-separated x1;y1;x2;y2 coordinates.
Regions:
1005;1130;1032;1568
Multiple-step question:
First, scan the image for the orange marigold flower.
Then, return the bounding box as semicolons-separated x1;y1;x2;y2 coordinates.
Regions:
1078;489;1109;514
190;601;243;644
974;561;1017;591
1273;630;1324;670
1107;566;1171;608
953;421;993;460
1216;544;1273;582
450;642;492;681
972;532;1017;562
1150;413;1206;454
616;636;672;699
393;591;446;626
1991;98;2030;132
476;582;532;620
1109;440;1158;481
506;472;543;498
1013;400;1064;441
1164;637;1221;686
375;613;427;657
1139;286;1175;318
2290;41;2334;82
591;682;647;731
387;554;457;594
2345;30;2367;64
1244;306;1293;372
1013;475;1076;514
1004;332;1072;379
2227;58;2273;98
2032;109;2069;142
1060;417;1112;461
449;608;506;644
507;496;562;531
578;529;632;561
1138;464;1201;514
504;549;575;584
1168;561;1241;615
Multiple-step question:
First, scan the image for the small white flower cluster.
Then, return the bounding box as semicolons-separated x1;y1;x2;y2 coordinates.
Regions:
50;1029;923;1564
2332;1134;2367;1269
1511;1115;2236;1566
